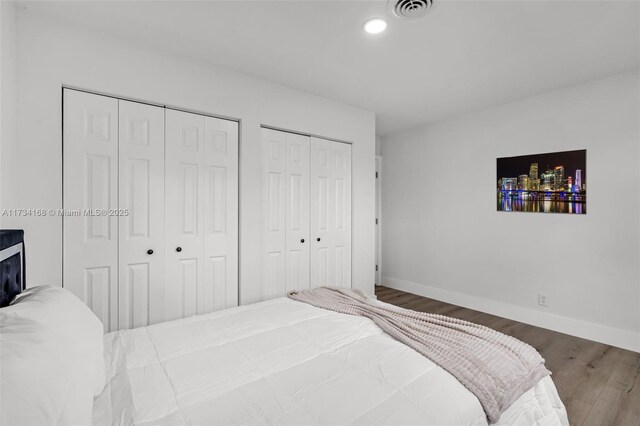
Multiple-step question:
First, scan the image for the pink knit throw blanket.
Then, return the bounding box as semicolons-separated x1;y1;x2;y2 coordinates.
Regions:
288;287;550;423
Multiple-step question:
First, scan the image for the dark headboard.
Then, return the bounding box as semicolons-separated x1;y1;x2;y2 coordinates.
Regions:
0;230;25;307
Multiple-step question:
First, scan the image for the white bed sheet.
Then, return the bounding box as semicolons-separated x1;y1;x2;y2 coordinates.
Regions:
93;297;568;426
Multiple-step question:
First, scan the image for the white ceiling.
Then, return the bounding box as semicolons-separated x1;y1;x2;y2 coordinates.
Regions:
21;0;640;135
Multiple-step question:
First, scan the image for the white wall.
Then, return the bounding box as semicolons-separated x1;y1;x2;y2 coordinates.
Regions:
0;1;17;217
2;11;376;302
381;70;640;352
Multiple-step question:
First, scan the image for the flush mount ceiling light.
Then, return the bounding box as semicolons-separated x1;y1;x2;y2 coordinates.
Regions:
363;18;388;34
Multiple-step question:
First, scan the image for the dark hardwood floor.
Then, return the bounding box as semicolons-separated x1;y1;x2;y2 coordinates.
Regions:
375;286;640;426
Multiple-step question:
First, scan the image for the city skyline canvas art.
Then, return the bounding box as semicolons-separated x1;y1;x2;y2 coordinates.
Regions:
497;149;587;214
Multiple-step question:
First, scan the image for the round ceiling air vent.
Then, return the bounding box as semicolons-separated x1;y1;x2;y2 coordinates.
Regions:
388;0;435;19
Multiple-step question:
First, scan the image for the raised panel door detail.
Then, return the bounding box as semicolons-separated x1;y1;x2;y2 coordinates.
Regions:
268;172;282;232
180;258;198;318
206;166;226;235
128;159;150;239
289;174;302;232
318;149;328;168
182;127;199;151
128;118;150;146
206;130;228;155
84;266;112;332
266;252;284;299
287;249;302;292
123;263;150;329
317;176;329;231
291;144;301;163
85;154;112;240
85;111;111;142
335;246;345;288
335;178;345;231
317;247;328;287
335;151;345;169
180;164;199;236
270;140;282;161
207;256;227;311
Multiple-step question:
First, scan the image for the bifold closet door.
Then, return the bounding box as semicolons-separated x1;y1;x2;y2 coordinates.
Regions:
165;109;238;321
310;137;352;289
262;128;310;298
65;91;239;330
118;100;165;329
63;89;119;332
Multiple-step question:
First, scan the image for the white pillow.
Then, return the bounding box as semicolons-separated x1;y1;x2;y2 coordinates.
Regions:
0;285;105;425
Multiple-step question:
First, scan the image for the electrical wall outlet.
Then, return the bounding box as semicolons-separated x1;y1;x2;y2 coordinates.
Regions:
538;293;548;307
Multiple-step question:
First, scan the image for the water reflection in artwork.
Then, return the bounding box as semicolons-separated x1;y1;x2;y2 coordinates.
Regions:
497;196;585;214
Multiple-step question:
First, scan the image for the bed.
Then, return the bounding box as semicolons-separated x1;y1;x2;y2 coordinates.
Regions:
1;233;568;425
93;296;567;425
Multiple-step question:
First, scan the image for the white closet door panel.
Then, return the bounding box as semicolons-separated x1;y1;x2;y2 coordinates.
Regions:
63;89;118;332
310;138;352;289
203;116;239;312
310;141;332;288
165;109;205;321
333;141;352;288
262;128;287;299
285;133;310;292
118;100;165;329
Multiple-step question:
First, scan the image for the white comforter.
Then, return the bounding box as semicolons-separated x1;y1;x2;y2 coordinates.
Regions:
93;298;568;425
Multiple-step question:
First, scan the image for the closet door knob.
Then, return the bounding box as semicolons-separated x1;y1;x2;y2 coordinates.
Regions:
147;249;154;255
300;239;305;243
176;247;182;252
317;238;321;242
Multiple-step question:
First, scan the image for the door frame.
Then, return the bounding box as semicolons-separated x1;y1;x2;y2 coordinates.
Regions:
375;155;382;286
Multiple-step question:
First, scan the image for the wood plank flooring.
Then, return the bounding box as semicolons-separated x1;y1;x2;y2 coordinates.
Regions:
375;286;640;426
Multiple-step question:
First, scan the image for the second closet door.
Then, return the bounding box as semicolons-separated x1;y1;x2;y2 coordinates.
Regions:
262;128;351;299
310;137;352;289
165;109;238;321
263;128;311;298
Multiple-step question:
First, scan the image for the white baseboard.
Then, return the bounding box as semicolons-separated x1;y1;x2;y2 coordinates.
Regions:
382;276;640;353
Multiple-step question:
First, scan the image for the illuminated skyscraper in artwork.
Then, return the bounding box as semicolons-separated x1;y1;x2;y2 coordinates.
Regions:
502;177;518;190
575;169;582;192
529;163;538;181
531;179;540;191
554;166;564;191
542;170;554;191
